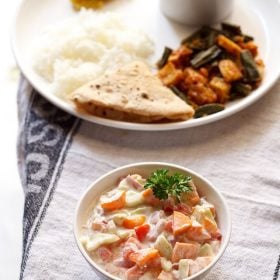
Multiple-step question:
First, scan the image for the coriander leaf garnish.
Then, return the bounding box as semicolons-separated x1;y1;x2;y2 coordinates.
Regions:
144;169;192;201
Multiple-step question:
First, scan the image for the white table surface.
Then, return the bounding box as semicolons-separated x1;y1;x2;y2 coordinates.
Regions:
0;1;24;279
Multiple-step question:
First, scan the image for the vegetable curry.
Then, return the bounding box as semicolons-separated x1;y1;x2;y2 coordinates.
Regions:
157;23;264;118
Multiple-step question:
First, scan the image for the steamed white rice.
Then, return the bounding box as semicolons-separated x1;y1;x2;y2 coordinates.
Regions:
32;10;154;100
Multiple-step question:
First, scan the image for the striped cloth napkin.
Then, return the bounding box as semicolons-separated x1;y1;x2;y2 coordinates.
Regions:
17;76;280;280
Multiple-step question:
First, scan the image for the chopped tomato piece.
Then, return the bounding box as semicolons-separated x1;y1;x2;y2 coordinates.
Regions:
173;203;193;216
180;183;200;206
142;189;161;206
123;247;137;261
187;193;200;206
126;236;142;247
171;242;200;263
163;200;193;216
149;256;162;269
162;198;175;214
125;265;146;280
129;248;160;267
122;237;142;265
142;188;151;197
147;265;162;278
97;246;113;262
123;215;146;229
211;229;222;241
164;220;173;233
135;224;150;242
101;191;126;211
113;257;134;268
126;175;143;190
203;217;218;234
186;221;211;241
91;220;107;231
173;211;192;236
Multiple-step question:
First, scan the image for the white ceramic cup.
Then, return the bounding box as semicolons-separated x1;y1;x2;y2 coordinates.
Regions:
160;0;234;26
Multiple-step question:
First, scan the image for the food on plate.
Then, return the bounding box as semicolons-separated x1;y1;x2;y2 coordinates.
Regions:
80;169;222;279
194;104;225;119
32;10;154;100
71;0;112;10
157;22;264;118
71;61;194;122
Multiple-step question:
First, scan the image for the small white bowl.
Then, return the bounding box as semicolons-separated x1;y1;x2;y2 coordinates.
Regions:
160;0;234;26
74;162;231;280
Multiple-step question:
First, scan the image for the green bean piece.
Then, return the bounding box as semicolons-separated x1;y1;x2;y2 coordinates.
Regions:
221;22;242;37
230;83;252;99
194;104;225;118
181;27;207;47
170;86;192;105
243;34;254;43
240;50;260;82
206;30;218;48
190;46;222;68
157;47;173;69
181;26;220;50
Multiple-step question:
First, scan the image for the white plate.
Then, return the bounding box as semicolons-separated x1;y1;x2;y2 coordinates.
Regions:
12;0;280;131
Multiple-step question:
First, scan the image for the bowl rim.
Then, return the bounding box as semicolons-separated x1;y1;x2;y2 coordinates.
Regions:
74;162;232;280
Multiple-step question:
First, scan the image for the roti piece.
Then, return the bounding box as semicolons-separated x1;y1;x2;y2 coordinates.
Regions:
71;61;194;123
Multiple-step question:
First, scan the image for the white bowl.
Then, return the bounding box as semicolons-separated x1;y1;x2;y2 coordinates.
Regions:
74;162;231;280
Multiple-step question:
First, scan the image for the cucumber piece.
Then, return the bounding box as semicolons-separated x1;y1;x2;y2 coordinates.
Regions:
154;235;173;260
125;190;145;207
210;240;220;255
192;205;215;224
115;229;134;239
198;243;214;257
178;259;190;279
107;220;117;233
80;235;88;246
200;198;215;217
85;233;120;251
131;206;153;215
111;212;128;226
160;257;173;272
118;177;131;191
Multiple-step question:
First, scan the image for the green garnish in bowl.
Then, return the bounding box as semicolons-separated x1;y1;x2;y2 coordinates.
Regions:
144;169;192;201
